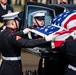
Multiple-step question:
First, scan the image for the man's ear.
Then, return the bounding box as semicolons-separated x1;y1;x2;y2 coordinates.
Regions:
12;20;15;25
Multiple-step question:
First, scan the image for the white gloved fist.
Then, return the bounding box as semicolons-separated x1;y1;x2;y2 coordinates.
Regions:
23;28;30;34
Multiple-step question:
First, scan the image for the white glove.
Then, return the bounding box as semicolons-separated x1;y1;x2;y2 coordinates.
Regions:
45;34;57;42
70;30;76;39
23;28;30;34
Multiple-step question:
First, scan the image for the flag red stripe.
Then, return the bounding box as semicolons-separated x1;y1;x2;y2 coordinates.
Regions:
64;14;76;29
54;41;64;48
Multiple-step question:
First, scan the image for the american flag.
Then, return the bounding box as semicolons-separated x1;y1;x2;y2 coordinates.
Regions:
30;25;65;36
51;10;76;48
29;10;76;48
51;10;76;30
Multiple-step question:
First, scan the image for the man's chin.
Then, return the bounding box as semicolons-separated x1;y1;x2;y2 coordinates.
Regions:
4;3;7;5
2;2;7;5
40;25;44;26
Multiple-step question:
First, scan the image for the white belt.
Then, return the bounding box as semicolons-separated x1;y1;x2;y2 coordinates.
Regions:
68;64;76;71
2;55;21;61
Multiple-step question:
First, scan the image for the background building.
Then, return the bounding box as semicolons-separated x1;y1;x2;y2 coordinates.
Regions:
11;0;76;5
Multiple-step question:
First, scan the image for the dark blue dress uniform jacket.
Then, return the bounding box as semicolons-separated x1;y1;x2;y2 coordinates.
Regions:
0;27;47;75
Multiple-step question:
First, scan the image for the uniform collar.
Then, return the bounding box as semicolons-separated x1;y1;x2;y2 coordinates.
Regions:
1;4;6;10
6;27;16;31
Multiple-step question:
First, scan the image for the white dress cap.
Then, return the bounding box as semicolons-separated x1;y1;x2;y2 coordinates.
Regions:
2;12;19;20
33;12;45;18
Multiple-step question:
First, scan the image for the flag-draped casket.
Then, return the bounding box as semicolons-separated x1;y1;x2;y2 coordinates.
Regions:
28;10;76;48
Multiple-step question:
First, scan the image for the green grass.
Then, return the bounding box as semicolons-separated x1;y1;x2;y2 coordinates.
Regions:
11;5;24;12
